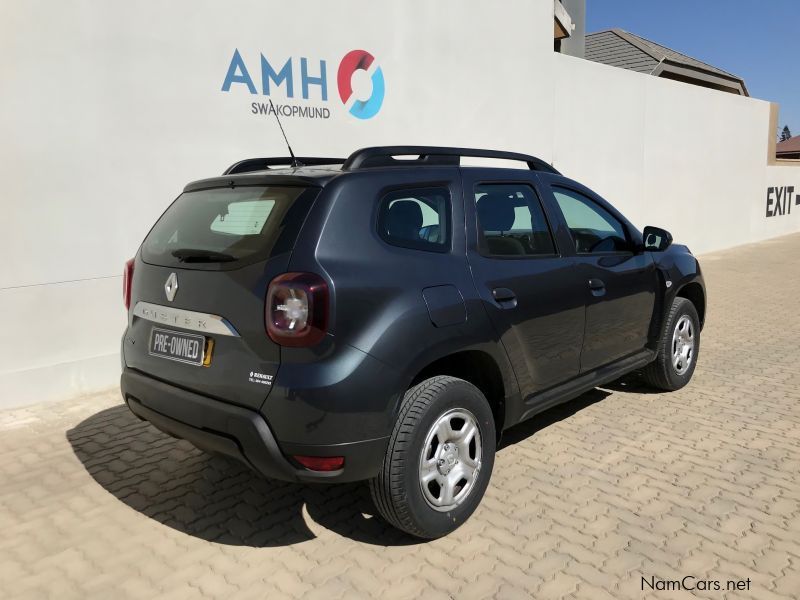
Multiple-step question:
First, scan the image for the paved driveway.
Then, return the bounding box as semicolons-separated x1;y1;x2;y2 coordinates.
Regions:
2;234;799;600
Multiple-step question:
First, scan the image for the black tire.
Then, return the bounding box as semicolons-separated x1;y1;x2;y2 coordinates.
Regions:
642;297;700;391
369;376;496;539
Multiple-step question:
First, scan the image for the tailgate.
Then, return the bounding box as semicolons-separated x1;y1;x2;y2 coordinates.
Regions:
123;256;289;410
122;183;320;410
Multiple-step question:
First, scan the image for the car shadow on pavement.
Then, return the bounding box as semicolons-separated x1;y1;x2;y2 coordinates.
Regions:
498;387;611;449
66;405;420;548
600;371;664;395
67;384;625;547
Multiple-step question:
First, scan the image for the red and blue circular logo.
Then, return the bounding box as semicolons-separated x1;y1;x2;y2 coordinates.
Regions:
337;50;385;120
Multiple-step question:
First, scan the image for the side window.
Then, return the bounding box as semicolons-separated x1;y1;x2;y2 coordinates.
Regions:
552;187;630;254
474;183;556;257
378;187;450;252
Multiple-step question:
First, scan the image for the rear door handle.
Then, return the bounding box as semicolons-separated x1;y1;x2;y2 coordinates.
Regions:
492;287;517;306
588;278;606;296
588;278;605;290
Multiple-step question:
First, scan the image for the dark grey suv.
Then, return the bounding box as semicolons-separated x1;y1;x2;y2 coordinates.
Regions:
121;146;705;538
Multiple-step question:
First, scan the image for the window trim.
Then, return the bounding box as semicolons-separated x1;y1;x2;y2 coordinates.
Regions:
551;185;635;256
375;185;452;254
473;181;560;260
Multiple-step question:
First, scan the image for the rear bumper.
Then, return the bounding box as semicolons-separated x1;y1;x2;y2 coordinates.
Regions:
121;368;388;483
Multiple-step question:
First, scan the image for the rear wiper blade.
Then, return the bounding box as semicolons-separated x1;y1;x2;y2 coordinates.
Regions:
171;249;236;263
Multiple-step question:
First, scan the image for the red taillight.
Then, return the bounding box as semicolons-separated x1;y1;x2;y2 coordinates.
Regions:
123;258;135;310
266;272;329;347
293;455;344;472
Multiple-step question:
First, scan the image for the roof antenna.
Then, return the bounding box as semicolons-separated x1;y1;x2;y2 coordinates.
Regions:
269;99;302;167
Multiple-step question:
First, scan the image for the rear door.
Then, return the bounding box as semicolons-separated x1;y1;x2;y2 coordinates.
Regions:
463;169;585;398
545;184;657;371
123;183;320;410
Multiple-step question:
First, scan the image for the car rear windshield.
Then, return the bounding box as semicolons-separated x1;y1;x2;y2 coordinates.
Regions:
141;185;318;269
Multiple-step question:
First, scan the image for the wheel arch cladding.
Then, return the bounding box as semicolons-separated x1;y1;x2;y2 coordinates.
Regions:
676;281;706;327
410;350;505;440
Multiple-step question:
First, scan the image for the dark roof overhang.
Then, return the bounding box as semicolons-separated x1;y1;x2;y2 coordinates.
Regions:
652;60;749;97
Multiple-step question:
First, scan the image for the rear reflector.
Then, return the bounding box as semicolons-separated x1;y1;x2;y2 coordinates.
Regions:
293;455;345;472
123;258;135;310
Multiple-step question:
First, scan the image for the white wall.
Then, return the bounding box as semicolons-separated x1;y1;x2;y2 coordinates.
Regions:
1;0;798;407
552;53;777;254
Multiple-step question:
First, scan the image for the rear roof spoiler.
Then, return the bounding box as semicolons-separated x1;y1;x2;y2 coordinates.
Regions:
223;157;346;175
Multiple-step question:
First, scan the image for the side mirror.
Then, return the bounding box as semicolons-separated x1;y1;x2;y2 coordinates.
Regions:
642;226;673;252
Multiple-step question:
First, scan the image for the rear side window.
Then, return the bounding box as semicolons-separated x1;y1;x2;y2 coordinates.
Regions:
141;185;317;268
475;183;556;257
377;187;450;252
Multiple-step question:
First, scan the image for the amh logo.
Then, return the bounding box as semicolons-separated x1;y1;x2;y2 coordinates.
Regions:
221;48;385;120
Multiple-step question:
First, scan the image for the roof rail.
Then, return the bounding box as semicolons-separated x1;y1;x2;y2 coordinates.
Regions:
342;146;560;174
223;157;347;175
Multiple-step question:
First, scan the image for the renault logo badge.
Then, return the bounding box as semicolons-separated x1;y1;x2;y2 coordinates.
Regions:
164;272;178;302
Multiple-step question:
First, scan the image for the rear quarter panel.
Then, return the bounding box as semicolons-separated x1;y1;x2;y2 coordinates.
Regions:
271;169;518;438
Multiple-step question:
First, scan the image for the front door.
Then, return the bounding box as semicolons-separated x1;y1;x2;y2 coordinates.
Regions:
548;185;657;371
463;172;586;399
